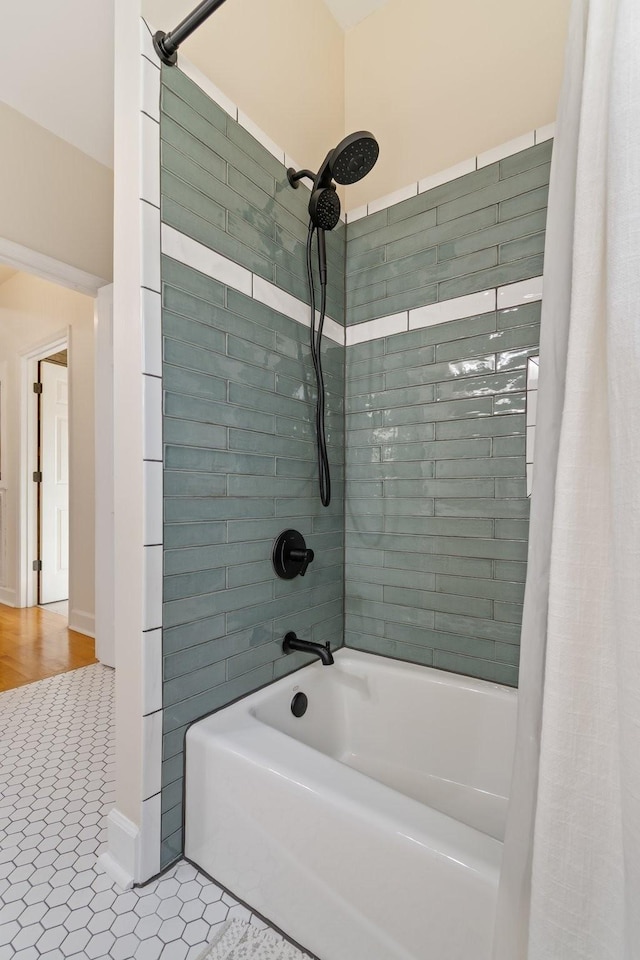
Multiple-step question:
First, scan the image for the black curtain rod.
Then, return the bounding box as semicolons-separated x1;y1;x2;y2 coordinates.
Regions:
153;0;229;66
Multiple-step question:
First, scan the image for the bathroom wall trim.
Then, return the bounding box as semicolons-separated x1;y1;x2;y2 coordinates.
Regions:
346;123;556;223
161;223;346;344
99;809;139;890
68;608;95;638
0;587;16;607
0;237;108;297
345;276;543;346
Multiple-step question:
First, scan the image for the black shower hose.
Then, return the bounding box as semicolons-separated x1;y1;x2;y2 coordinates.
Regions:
306;222;331;507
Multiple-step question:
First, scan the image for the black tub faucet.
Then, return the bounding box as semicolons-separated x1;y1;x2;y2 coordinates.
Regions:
282;631;334;666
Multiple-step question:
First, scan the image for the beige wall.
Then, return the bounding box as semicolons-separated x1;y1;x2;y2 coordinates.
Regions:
0;272;95;629
344;0;572;207
143;0;345;174
0;103;113;281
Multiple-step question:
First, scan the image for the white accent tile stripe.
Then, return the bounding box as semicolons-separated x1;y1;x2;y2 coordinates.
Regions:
346;204;368;224
252;276;344;345
178;54;239;120
497;276;543;309
163;226;344;346
140;112;160;207
535;122;557;144
142;710;163;800
348;280;543;347
253;275;309;325
367;182;418;215
323;316;347;345
409;290;496;330
143;545;163;632
141;54;160;122
162;224;253;295
346;124;556;221
140;18;159;64
476;132;535;168
238;111;286;164
142;628;163;716
142;288;162;377
345;312;408;346
141;202;161;293
143;461;163;546
142;374;162;461
418;157;476;194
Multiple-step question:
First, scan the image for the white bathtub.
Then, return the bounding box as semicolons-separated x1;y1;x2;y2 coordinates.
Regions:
185;649;517;960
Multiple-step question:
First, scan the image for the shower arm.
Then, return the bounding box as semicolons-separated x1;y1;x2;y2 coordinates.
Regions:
153;0;230;66
287;169;317;189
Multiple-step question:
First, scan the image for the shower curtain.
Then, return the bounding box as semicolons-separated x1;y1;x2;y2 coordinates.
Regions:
493;0;640;957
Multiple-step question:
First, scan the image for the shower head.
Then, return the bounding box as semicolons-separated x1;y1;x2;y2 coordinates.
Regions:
287;130;380;232
329;131;379;186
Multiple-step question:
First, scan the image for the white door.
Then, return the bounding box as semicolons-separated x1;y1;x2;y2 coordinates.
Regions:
40;360;69;603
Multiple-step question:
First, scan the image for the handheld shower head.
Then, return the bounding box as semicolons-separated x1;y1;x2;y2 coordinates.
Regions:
286;130;380;229
286;132;380;508
329;131;379;185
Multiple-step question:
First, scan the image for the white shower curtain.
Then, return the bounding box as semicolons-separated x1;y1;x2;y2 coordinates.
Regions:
493;0;640;958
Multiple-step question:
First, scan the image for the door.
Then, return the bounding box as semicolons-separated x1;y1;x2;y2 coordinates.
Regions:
39;360;69;603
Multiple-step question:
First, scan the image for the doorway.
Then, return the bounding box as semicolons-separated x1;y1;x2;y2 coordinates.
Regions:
0;253;113;687
37;351;69;614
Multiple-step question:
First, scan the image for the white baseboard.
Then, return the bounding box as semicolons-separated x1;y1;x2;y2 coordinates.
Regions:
69;608;95;637
98;809;138;889
0;586;17;606
98;800;161;888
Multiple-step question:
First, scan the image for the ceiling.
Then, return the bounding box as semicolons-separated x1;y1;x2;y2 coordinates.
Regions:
0;0;389;172
322;0;392;29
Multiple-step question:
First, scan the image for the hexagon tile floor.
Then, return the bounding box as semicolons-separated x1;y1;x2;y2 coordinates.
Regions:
0;664;289;960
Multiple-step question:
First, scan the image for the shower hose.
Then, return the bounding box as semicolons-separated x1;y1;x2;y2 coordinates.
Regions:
306;222;331;507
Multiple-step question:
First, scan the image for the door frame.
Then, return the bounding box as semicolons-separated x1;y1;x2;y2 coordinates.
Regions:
19;331;70;609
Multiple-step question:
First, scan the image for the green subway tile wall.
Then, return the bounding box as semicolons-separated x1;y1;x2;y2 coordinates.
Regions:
344;299;541;684
344;141;549;683
159;66;345;867
345;141;551;324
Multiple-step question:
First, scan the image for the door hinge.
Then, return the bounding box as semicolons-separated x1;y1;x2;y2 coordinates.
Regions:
33;382;43;394
32;559;42;572
32;471;43;483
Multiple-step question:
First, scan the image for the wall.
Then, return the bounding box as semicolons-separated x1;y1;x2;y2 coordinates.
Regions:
158;65;346;866
344;137;551;684
0;103;113;281
143;0;345;177
345;0;571;207
0;272;95;626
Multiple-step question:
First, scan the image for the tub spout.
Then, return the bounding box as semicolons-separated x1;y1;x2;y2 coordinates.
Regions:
282;631;334;665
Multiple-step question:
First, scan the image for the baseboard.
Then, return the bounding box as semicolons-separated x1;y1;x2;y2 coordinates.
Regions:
98;809;138;889
0;586;17;606
98;801;161;888
68;608;95;637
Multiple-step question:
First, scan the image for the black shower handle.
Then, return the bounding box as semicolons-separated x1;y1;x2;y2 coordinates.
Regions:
289;547;315;576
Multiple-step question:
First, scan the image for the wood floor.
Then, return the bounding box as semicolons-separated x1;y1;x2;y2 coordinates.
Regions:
0;603;97;692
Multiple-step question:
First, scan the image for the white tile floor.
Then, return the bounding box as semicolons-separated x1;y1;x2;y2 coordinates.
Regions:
0;664;296;960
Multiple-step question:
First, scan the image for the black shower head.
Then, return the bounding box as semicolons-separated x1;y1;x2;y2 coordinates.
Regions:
329;131;379;185
286;130;379;233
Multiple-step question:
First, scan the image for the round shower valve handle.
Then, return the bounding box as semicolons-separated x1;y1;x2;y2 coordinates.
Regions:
272;529;315;579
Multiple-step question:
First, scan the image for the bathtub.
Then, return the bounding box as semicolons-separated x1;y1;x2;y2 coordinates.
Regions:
185;649;517;960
